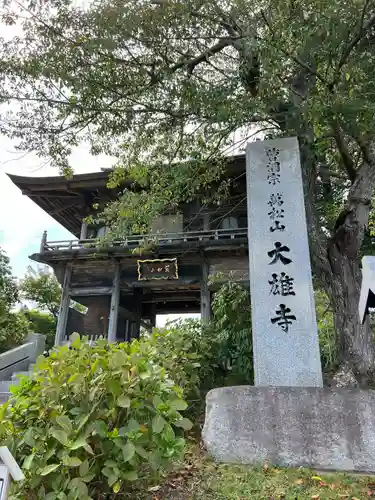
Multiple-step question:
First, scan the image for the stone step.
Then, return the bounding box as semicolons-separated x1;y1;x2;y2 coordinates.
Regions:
0;392;10;404
11;371;32;381
0;381;12;393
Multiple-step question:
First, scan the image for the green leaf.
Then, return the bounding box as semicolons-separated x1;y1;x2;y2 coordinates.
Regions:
79;459;90;477
51;428;69;446
102;467;112;478
152;395;163;408
76;414;89;432
69;477;88;495
40;463;60;476
174;418;193;430
169;398;188;411
23;453;35;470
117;394;131;408
123;470;138;481
70;333;81;349
62;456;82;467
135;446;148;459
122;442;135;462
56;415;72;434
84;443;94;455
23;427;35;447
81;473;95;483
45;493;57;500
70;435;87;450
152;414;166;434
108;473;119;487
113;481;121;493
107;378;122;396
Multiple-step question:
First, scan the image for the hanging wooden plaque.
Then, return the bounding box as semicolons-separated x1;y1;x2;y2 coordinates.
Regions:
137;258;178;281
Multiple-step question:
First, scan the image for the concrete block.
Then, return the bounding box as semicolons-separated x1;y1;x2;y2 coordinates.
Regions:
203;386;375;472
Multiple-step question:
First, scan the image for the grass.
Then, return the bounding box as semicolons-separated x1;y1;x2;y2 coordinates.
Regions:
137;444;375;499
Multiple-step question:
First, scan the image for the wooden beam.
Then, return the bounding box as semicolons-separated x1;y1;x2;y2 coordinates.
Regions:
23;191;80;198
51;201;82;215
108;262;120;343
200;261;211;324
70;286;112;297
80;221;88;240
40;230;47;254
55;265;72;346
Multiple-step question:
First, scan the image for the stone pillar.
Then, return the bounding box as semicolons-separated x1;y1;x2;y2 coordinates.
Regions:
108;262;120;343
246;137;322;387
55;265;72;346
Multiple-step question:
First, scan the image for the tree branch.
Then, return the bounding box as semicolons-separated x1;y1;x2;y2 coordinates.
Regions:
331;121;357;182
331;8;375;87
169;37;240;74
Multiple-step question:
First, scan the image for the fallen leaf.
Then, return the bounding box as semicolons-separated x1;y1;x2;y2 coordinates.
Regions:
263;462;269;473
148;486;161;492
294;479;304;485
311;476;322;481
352;497;360;500
311;495;320;499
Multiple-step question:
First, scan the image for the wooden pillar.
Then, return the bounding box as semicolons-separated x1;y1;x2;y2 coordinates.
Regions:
201;261;211;324
150;304;157;328
124;319;130;342
132;289;142;339
55;264;72;346
40;230;47;254
108;262;120;343
203;213;210;231
80;220;88;240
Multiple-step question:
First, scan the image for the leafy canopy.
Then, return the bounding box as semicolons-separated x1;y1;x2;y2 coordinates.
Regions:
19;266;61;319
1;0;375;234
0;246;18;316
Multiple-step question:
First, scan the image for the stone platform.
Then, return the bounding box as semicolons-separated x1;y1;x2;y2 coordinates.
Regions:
202;386;375;472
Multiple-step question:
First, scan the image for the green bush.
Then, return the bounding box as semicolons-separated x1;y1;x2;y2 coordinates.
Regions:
0;312;28;353
209;279;253;385
22;309;57;350
2;334;191;499
149;320;219;414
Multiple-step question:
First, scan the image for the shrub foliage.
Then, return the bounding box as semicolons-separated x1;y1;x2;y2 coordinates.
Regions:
2;334;191;499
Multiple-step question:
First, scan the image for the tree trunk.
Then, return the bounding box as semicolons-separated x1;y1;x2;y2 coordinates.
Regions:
316;145;375;381
327;245;375;379
298;128;375;381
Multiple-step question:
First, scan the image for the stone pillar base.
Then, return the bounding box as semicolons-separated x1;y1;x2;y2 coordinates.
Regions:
202;386;375;472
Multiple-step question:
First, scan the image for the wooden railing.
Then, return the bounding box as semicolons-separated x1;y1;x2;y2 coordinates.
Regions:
41;228;248;253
